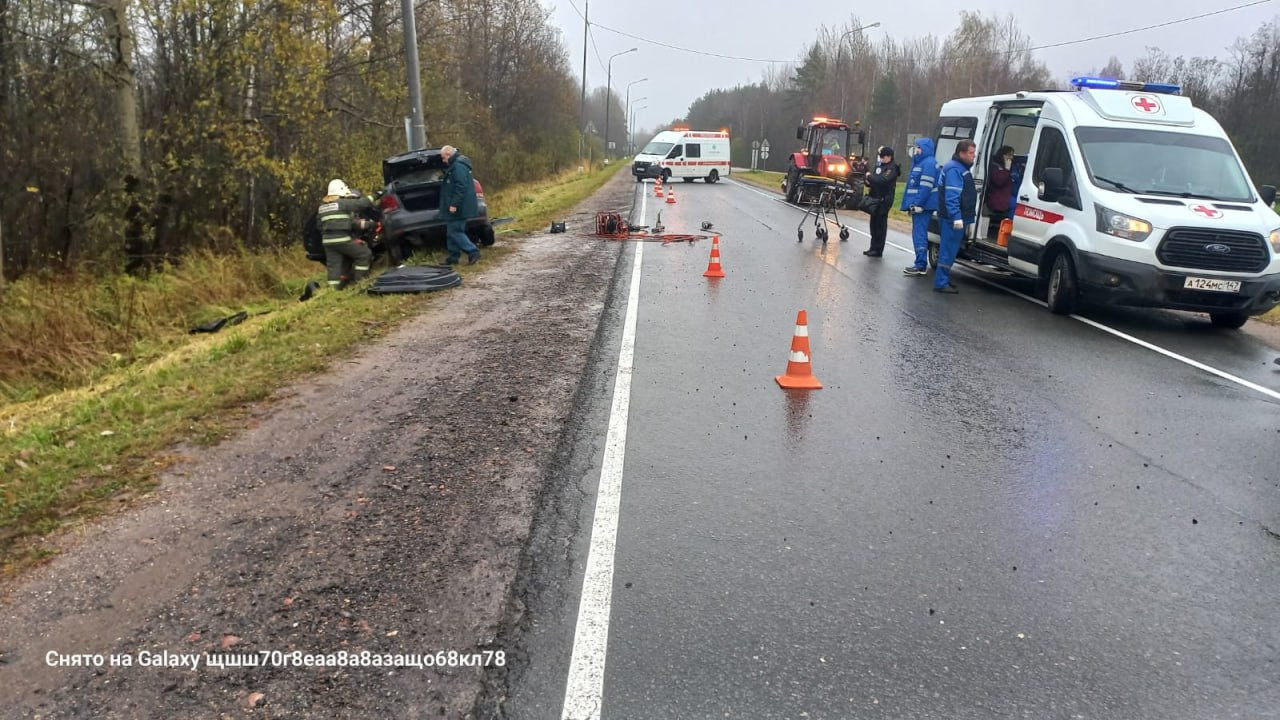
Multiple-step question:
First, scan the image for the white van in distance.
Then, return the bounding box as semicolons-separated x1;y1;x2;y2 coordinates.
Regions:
929;76;1280;328
632;128;731;184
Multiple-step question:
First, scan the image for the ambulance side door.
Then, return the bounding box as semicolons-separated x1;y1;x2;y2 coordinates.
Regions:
1009;118;1083;277
665;143;684;177
685;142;702;176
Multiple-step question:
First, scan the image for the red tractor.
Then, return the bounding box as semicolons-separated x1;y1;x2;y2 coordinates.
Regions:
781;117;867;207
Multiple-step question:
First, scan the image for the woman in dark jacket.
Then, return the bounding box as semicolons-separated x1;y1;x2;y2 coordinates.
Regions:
983;144;1013;238
985;145;1015;218
983;144;1013;212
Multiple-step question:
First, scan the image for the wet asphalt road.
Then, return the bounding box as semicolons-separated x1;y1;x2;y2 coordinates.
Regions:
502;177;1280;720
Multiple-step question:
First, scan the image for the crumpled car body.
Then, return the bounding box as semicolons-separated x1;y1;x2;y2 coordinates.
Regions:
378;148;496;251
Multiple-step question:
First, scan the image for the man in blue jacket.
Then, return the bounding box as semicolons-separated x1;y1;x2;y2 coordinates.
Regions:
440;145;481;265
899;137;941;276
935;139;977;293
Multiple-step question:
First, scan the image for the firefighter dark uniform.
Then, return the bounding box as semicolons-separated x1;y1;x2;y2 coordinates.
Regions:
317;179;374;288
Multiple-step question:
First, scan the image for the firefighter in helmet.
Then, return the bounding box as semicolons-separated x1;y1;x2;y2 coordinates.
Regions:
316;179;375;288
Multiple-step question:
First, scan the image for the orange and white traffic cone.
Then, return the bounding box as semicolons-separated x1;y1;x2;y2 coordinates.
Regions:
666;183;677;204
775;310;822;389
703;235;726;278
655;177;664;198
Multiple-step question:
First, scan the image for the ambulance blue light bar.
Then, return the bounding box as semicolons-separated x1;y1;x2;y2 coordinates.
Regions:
1070;76;1181;95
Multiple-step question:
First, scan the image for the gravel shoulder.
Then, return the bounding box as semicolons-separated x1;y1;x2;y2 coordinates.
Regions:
0;172;635;719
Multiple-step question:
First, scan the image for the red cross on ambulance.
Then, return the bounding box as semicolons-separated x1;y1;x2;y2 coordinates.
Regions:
1131;95;1161;113
1191;204;1223;219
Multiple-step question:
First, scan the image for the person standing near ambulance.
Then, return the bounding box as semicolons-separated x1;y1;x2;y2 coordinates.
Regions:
899;138;941;276
935;139;977;294
862;146;900;257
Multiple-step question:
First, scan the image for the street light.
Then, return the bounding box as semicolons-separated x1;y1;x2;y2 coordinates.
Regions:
605;47;638;160
628;96;647;154
837;22;880;120
623;78;648;156
632;104;648;153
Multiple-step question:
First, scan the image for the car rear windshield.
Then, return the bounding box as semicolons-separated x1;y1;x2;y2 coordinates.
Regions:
1074;126;1254;202
641;141;673;156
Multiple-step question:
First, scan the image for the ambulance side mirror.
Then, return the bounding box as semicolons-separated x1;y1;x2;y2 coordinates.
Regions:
1040;168;1065;202
1259;184;1276;208
796;126;805;140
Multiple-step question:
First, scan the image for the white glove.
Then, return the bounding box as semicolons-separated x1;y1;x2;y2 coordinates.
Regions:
952;219;963;230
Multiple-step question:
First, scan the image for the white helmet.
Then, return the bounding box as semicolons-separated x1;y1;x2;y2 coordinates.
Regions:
327;178;353;197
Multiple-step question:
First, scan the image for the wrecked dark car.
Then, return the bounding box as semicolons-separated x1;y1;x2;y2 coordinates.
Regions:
302;148;496;264
378;148;496;255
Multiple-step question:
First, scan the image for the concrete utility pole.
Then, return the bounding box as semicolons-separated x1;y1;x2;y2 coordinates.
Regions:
401;0;427;149
579;0;589;165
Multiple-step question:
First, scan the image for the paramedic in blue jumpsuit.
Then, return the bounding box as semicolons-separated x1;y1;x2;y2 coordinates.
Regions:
935;139;977;294
900;138;941;276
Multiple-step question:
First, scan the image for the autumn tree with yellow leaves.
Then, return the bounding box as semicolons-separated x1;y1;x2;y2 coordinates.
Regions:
0;0;579;279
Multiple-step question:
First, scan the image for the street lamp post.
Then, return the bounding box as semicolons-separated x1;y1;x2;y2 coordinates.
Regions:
837;22;880;120
604;47;637;160
627;95;647;154
632;104;648;154
623;78;648;157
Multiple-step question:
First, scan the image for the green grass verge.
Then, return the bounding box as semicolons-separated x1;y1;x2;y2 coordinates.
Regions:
0;162;623;573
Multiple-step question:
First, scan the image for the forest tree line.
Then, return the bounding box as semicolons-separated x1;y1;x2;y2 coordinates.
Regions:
5;6;1279;283
0;0;636;282
683;13;1280;195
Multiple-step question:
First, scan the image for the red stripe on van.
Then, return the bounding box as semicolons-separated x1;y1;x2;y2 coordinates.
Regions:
1016;205;1064;224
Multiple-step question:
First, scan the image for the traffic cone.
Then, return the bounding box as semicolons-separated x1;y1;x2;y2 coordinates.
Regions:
666;183;677;204
703;235;725;278
655;178;664;198
775;310;822;389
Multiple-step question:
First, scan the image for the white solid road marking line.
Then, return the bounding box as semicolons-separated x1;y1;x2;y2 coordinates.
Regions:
1069;315;1280;401
727;179;1279;402
560;222;645;720
884;240;1280;402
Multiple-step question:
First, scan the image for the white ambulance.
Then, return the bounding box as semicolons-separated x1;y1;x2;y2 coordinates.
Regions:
632;128;731;184
929;76;1280;328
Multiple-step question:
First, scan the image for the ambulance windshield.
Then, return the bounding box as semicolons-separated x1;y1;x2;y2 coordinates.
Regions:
641;141;674;156
1074;127;1254;202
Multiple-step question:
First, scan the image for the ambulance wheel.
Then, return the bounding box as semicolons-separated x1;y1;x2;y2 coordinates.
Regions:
839;227;850;242
1209;311;1248;329
1045;252;1079;315
707;170;719;183
927;242;939;269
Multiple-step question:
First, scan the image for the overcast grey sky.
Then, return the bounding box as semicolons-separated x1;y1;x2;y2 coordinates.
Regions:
541;0;1278;131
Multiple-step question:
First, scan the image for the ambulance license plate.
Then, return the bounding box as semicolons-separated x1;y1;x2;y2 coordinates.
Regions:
1183;276;1241;293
